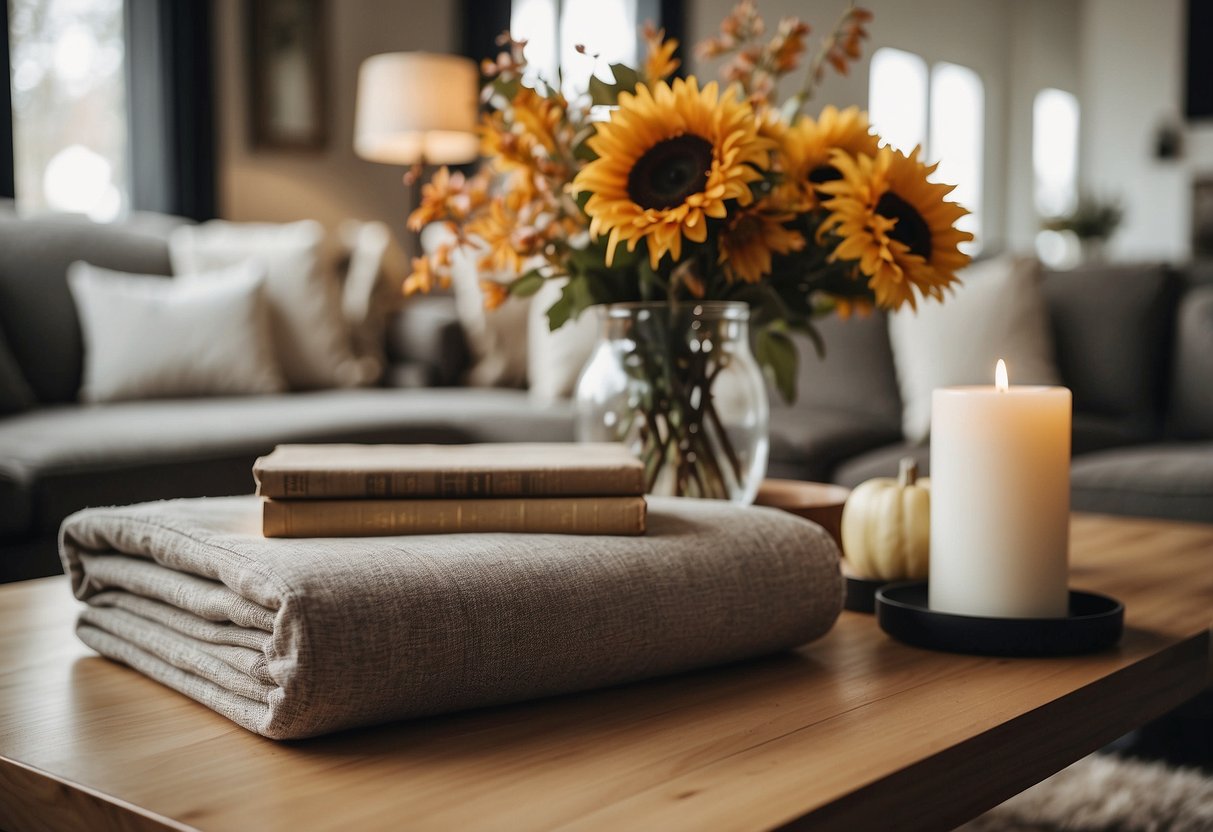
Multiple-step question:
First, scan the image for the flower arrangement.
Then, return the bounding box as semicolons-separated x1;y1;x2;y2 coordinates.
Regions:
405;2;973;501
405;1;972;402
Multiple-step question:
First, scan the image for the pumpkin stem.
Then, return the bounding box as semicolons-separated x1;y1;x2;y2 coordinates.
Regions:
898;457;918;487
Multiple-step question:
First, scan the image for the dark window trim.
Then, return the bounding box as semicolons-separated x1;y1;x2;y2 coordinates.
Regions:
1;0;14;199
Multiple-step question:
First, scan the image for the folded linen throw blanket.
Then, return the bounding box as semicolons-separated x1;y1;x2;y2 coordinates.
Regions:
61;495;843;740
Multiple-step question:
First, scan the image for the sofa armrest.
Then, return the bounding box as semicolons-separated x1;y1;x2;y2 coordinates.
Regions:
1168;285;1213;439
383;296;470;388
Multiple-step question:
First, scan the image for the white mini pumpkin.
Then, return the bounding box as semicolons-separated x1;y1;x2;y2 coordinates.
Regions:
840;458;930;581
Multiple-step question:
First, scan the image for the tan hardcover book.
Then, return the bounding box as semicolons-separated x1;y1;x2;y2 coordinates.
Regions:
262;496;647;538
253;443;645;499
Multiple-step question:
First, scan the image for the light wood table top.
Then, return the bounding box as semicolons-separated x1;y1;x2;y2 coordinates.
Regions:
1;513;1210;832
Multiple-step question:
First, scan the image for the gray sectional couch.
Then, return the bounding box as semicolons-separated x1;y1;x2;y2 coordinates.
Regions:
1;211;1210;583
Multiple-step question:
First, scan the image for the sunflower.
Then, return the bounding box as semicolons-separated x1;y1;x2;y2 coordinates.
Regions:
774;105;880;212
718;209;805;283
571;77;772;269
818;146;972;310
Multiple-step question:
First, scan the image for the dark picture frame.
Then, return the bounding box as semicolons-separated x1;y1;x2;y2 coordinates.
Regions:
247;0;328;150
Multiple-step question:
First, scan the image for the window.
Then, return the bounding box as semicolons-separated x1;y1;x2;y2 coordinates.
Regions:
868;48;927;154
929;62;983;248
510;0;648;96
7;0;128;220
868;48;984;252
1032;88;1079;217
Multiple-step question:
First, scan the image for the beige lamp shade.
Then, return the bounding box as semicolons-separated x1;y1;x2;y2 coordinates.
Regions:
354;52;480;165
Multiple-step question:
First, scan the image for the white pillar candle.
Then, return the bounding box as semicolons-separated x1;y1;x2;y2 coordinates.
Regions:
929;360;1072;619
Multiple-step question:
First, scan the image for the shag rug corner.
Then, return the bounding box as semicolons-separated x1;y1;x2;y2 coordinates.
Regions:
958;753;1213;832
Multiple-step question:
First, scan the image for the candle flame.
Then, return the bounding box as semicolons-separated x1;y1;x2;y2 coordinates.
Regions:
995;359;1009;392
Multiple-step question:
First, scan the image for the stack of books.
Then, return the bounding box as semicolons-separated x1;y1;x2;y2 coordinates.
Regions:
253;443;647;538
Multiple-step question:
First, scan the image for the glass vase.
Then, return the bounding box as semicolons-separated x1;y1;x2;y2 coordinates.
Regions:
574;301;770;504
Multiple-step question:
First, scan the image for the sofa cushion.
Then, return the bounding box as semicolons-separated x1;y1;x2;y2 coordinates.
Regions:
1169;285;1213;439
0;214;182;403
768;407;904;482
834;441;1213;524
1070;444;1213;523
171;220;374;390
0;388;574;537
0;468;31;538
0;325;36;415
786;311;903;430
889;256;1060;444
1041;263;1179;440
68;262;286;402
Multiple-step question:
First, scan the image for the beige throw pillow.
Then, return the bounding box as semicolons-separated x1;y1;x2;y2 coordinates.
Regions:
888;256;1061;444
68;262;286;403
170;221;371;390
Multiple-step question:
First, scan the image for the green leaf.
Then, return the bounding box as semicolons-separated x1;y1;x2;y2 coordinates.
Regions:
755;326;800;405
588;75;618;106
490;76;522;101
546;275;597;331
587;63;643;106
546;289;574;331
508;269;546;298
608;63;642;93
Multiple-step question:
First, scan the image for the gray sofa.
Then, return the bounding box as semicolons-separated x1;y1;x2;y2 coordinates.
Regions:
768;261;1213;525
0;214;573;582
1;212;1210;582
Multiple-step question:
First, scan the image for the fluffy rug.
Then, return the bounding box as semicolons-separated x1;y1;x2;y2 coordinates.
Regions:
958;753;1213;832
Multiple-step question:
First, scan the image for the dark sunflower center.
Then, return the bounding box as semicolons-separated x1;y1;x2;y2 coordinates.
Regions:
876;192;933;259
807;164;842;185
627;134;713;209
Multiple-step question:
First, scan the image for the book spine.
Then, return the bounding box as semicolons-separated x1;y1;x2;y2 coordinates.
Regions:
262;497;647;538
256;466;645;499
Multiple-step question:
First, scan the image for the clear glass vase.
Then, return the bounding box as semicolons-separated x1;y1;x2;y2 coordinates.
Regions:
574;301;770;504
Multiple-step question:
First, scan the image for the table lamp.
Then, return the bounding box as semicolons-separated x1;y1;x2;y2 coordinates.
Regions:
354;52;480;166
354;52;480;256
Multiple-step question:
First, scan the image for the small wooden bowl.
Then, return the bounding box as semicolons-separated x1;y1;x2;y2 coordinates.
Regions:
755;479;850;549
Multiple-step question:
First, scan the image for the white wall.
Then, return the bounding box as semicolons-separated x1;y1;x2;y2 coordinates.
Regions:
214;0;456;255
1078;0;1192;261
1004;0;1081;251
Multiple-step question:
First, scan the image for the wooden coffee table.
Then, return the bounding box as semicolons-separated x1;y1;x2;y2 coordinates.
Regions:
1;513;1210;832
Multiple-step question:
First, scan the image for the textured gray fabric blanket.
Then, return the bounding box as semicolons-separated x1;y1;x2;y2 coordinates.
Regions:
60;495;843;740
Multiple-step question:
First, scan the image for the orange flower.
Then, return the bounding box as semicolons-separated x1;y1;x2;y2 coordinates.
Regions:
766;17;810;74
467;198;542;274
480;280;510;310
831;296;873;319
407;167;488;231
643;22;680;82
510;87;565;155
403;256;441;296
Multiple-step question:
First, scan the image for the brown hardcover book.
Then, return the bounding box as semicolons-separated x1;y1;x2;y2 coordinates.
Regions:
253;443;645;499
262;496;647;538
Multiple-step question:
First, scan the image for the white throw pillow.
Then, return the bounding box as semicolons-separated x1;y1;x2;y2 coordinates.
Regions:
170;221;371;390
888;256;1061;444
421;223;531;388
527;278;600;403
68;262;286;403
